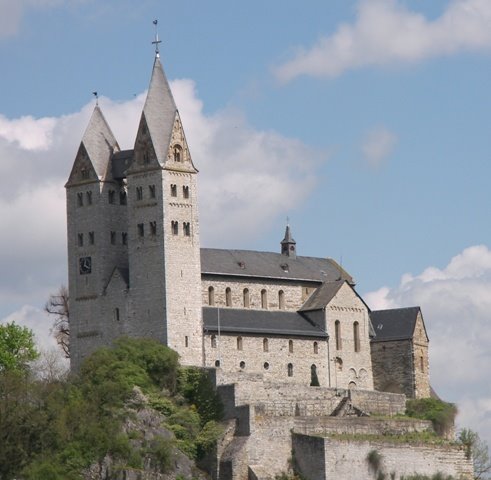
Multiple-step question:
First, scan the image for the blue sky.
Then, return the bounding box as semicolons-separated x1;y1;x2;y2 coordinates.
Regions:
2;0;491;445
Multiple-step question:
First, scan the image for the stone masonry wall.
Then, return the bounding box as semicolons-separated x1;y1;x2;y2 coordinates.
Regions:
204;333;328;387
371;339;414;397
215;375;406;416
326;282;374;391
202;277;318;312
413;311;430;398
292;436;473;480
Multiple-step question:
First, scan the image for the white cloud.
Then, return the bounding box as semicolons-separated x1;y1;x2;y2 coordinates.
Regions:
361;126;397;168
365;244;491;446
0;77;319;336
275;0;491;82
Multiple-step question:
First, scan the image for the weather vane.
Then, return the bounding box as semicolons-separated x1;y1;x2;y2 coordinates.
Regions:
152;19;162;57
92;91;98;106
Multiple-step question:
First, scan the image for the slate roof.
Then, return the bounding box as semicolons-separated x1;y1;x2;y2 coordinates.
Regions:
140;56;177;165
298;280;344;312
202;307;327;338
370;307;422;342
200;248;353;284
81;105;119;180
112;150;134;179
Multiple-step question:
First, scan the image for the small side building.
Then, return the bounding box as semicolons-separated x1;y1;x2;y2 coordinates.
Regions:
370;307;430;398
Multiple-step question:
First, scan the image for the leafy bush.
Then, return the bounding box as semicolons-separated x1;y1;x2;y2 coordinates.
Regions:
367;449;383;474
178;367;224;425
406;398;457;436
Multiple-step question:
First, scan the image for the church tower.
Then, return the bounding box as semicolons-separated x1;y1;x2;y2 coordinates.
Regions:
65;105;129;368
125;53;204;366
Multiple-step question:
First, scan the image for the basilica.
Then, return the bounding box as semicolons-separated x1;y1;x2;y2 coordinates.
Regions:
66;51;429;400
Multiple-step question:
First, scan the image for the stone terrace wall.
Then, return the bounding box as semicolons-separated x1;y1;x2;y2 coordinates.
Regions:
293;435;473;480
214;372;406;416
293;417;433;437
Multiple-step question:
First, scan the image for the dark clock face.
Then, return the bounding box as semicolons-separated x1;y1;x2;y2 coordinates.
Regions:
79;256;92;274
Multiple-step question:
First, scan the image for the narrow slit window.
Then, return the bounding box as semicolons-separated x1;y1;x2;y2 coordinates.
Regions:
77;233;84;247
183;222;191;236
119;191;127;205
208;286;215;306
289;340;293;353
263;338;269;352
353;321;360;353
77;192;84;207
137;223;144;237
171;221;178;235
278;290;285;310
243;288;250;308
86;191;92;205
313;341;319;354
183;186;190;198
150;221;157;235
335;320;342;350
122;232;127;245
287;363;293;377
237;336;243;351
170;184;177;197
136;187;143;200
89;232;94;245
225;287;232;307
211;335;217;349
110;231;116;245
261;289;267;309
149;185;156;198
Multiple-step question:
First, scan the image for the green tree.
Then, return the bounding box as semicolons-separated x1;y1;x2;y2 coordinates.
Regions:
0;322;39;372
458;428;491;480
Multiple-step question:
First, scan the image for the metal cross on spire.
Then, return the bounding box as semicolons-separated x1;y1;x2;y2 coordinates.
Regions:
152;19;162;57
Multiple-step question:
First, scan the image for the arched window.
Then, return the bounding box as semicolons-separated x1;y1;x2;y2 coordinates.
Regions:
173;145;182;162
335;357;343;371
211;335;217;349
335;320;342;350
114;308;120;321
215;360;220;367
278;290;285;310
287;363;293;377
225;287;232;307
313;341;319;354
237;336;243;351
261;289;268;309
208;286;215;306
420;355;424;372
289;340;293;353
183;186;190;198
353;321;360;352
243;288;250;308
310;364;319;386
263;338;269;352
240;361;245;369
171;221;178;235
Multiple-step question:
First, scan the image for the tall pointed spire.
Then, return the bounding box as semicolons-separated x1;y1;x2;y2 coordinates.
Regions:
281;222;297;259
137;56;177;166
66;105;119;186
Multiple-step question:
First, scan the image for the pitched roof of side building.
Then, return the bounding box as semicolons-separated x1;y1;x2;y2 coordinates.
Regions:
370;307;428;342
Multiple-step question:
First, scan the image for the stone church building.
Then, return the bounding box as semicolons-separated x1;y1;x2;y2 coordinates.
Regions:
66;52;430;401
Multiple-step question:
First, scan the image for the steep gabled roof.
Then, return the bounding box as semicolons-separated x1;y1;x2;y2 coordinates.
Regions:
202;307;327;338
298;280;344;312
140;56;177;165
370;306;423;342
66;105;119;186
200;248;353;284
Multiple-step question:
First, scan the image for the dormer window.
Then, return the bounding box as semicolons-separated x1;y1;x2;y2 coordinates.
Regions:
173;145;182;162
